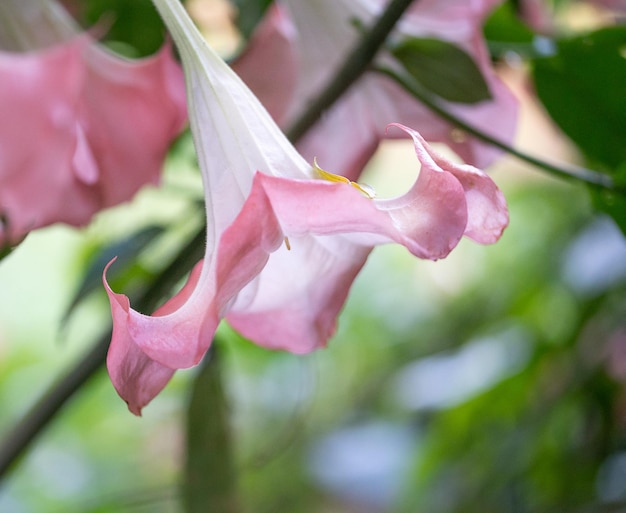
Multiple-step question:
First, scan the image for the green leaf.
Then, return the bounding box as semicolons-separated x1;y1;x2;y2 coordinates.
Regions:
591;163;626;235
483;1;538;58
390;37;492;104
62;225;164;325
230;0;273;39
0;212;24;262
484;1;536;44
532;27;626;172
183;347;240;513
81;0;167;57
0;245;11;262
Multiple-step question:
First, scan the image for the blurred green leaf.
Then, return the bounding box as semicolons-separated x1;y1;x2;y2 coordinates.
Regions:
390;38;492;104
0;213;24;262
81;0;167;56
230;0;273;39
591;189;626;236
484;1;535;44
184;347;240;513
483;1;539;58
532;27;626;171
62;225;164;325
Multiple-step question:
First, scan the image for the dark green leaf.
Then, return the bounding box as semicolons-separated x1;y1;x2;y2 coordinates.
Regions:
0;213;13;261
484;1;535;44
591;163;626;235
532;27;626;172
0;212;27;262
483;1;538;58
230;0;273;39
390;37;492;104
81;0;167;56
0;245;11;262
184;347;240;513
62;226;164;325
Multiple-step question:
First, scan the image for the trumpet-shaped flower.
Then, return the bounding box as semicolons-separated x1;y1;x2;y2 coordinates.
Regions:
104;0;508;415
234;0;518;181
0;0;186;247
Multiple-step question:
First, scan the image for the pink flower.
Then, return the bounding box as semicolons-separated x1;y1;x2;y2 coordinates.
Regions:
234;0;518;181
104;0;508;415
0;0;187;247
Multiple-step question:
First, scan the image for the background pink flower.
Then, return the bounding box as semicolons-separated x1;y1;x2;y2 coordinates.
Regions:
234;0;518;180
0;0;187;247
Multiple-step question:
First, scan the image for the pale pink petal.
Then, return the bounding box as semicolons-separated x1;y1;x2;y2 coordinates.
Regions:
79;42;187;208
585;0;626;13
227;128;508;353
249;162;468;260
0;39;96;245
104;259;207;414
226;160;468;353
103;182;285;412
518;0;554;33
106;327;175;416
405;0;502;37
0;0;187;246
232;4;297;124
105;261;214;372
388;123;509;243
227;236;369;353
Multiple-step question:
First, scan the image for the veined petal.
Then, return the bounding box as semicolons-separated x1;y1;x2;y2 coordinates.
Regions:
227;126;507;353
224;152;466;352
103;165;286;412
228;235;370;353
387;123;509;244
232;4;298;125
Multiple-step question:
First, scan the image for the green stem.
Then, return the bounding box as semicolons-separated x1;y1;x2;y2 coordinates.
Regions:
377;66;617;191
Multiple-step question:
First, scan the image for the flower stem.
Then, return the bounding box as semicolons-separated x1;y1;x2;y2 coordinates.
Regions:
377;66;617;191
286;0;416;142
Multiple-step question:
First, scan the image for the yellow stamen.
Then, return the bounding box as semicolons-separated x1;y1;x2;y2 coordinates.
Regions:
313;158;376;199
284;236;291;251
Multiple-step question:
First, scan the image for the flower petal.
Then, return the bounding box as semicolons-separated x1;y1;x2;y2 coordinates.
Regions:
104;259;209;414
225;161;467;352
79;42;187;208
387;123;509;244
0;39;94;245
232;4;297;125
0;0;187;245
